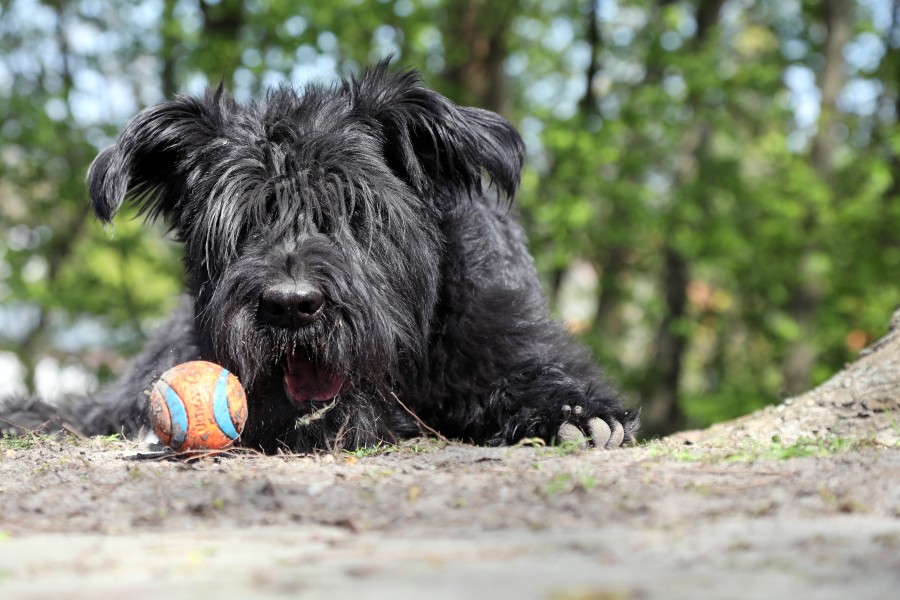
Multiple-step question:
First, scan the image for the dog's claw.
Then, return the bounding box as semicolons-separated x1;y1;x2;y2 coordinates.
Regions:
558;416;626;450
587;418;611;448
606;420;625;449
557;422;588;446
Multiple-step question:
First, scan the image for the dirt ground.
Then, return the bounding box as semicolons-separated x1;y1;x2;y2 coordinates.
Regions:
1;423;898;600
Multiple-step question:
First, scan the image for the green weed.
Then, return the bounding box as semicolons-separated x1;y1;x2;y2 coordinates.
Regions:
345;444;395;458
0;432;51;451
645;435;876;464
343;438;444;459
721;435;870;462
544;472;599;495
95;433;123;446
746;435;858;460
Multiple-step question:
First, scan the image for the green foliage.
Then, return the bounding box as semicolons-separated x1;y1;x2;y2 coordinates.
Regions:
1;0;898;431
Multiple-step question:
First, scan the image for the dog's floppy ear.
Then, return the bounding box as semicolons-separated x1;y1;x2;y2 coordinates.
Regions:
88;91;225;223
349;63;525;198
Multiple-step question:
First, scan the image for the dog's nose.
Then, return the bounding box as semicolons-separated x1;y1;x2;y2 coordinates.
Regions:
259;282;325;328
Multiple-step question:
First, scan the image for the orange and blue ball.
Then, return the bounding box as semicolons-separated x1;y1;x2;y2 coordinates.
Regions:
148;361;248;452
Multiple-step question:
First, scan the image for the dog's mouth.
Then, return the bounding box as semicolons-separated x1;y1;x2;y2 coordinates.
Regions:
282;352;349;406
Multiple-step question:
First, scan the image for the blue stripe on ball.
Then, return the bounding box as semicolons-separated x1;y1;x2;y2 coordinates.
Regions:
162;381;188;449
213;368;240;440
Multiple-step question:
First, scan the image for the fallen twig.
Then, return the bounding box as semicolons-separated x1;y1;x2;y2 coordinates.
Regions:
390;391;450;443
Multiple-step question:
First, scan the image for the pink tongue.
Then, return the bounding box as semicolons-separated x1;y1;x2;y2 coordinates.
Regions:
284;356;346;403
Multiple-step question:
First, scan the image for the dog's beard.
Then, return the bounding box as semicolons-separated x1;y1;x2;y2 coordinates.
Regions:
202;299;364;411
197;259;400;415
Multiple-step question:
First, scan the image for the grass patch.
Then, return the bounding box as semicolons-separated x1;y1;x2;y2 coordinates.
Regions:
95;433;123;445
544;472;598;495
549;439;591;457
732;436;857;461
512;436;598;458
1;432;126;453
887;413;900;437
345;444;395;458
643;442;707;462
720;435;876;462
644;435;877;464
0;432;55;451
343;438;445;459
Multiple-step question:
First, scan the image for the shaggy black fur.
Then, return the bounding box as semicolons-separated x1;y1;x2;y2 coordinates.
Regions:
2;62;639;452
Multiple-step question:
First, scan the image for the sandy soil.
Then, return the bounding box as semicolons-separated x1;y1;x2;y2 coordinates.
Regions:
1;429;898;600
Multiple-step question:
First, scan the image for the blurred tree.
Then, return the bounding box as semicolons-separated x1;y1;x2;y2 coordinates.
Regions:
514;0;900;434
0;0;183;394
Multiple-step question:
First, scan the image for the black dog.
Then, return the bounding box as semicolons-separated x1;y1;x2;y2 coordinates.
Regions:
3;62;638;452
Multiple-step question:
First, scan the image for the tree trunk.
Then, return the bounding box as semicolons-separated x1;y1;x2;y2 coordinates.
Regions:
643;244;691;433
783;0;853;395
583;0;630;343
592;245;628;341
197;0;244;88
440;0;516;114
578;0;600;116
640;0;725;435
160;0;179;98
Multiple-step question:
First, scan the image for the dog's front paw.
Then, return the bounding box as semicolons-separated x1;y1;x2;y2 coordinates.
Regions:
556;404;628;449
486;361;639;448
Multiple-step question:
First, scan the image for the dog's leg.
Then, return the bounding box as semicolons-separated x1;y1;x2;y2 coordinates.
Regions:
420;199;639;448
419;277;639;449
